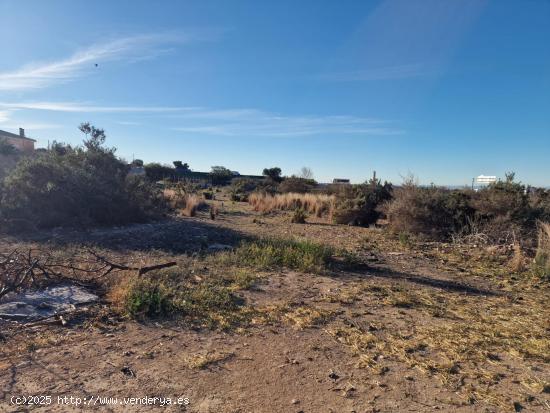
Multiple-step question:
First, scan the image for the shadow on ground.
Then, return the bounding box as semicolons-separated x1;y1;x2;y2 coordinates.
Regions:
337;264;499;296
2;217;254;255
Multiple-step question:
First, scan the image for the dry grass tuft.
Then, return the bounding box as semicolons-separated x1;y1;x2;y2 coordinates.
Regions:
249;192;335;220
163;188;206;217
535;222;550;280
282;306;333;329
509;242;526;273
327;282;550;409
181;194;205;217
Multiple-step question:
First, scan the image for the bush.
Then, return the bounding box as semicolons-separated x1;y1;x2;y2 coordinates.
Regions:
125;278;174;318
291;208;307;224
221;238;335;273
210;166;233;185
383;174;550;243
331;180;393;226
0;153;21;184
279;176;317;193
0;131;164;230
385;184;474;239
144;162;174;181
262;167;283;183
470;176;544;242
230;178;259;202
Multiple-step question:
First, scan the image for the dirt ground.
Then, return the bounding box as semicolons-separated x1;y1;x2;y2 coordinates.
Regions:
1;197;549;413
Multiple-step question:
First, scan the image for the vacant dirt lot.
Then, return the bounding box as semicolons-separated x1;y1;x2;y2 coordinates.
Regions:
1;197;549;412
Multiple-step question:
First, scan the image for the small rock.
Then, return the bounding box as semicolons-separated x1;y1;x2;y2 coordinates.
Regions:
449;363;461;374
328;370;340;380
291;399;299;405
121;366;136;377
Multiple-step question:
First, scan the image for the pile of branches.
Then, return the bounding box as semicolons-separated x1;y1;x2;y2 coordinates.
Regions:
0;248;176;300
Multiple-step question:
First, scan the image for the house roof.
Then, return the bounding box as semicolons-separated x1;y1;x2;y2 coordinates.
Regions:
0;129;37;142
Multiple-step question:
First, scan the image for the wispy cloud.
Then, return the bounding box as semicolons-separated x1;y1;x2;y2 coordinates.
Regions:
172;111;402;137
0;101;403;137
0;110;11;123
116;121;142;126
0;101;191;113
0;122;63;130
0;32;208;91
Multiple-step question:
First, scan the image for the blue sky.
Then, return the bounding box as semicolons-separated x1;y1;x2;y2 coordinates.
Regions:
0;0;549;185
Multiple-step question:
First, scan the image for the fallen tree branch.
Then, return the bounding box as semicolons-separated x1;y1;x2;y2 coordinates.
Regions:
86;249;176;277
0;248;178;299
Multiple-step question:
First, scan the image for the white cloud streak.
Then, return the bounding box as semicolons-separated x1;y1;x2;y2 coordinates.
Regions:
0;101;191;113
0;33;202;91
172;113;401;137
0;122;63;130
0;110;11;123
0;101;403;137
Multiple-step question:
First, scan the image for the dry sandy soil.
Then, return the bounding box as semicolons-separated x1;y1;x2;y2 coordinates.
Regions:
1;197;549;413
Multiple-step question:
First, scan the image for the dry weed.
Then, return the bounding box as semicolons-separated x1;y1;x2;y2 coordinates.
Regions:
181;194;205;217
184;352;234;369
327;283;550;409
249;192;335;221
535;222;550;279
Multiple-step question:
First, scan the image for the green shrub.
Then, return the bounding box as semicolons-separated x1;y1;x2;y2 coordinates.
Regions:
385;184;474;239
383;174;546;242
0;153;21;184
470;175;545;242
331;180;393;226
0;128;164;230
144;162;174;181
210;166;233;185
217;238;335;273
123;270;245;325
230;178;259;201
279;176;317;193
291;208;307;224
126;278;174;317
398;231;412;247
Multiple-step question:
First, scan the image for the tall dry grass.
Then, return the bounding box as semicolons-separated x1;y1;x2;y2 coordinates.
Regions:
164;189;205;217
535;222;550;279
249;192;335;220
181;194;205;217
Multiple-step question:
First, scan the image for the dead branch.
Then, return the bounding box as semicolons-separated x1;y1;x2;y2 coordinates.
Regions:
0;248;177;300
86;249;176;277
